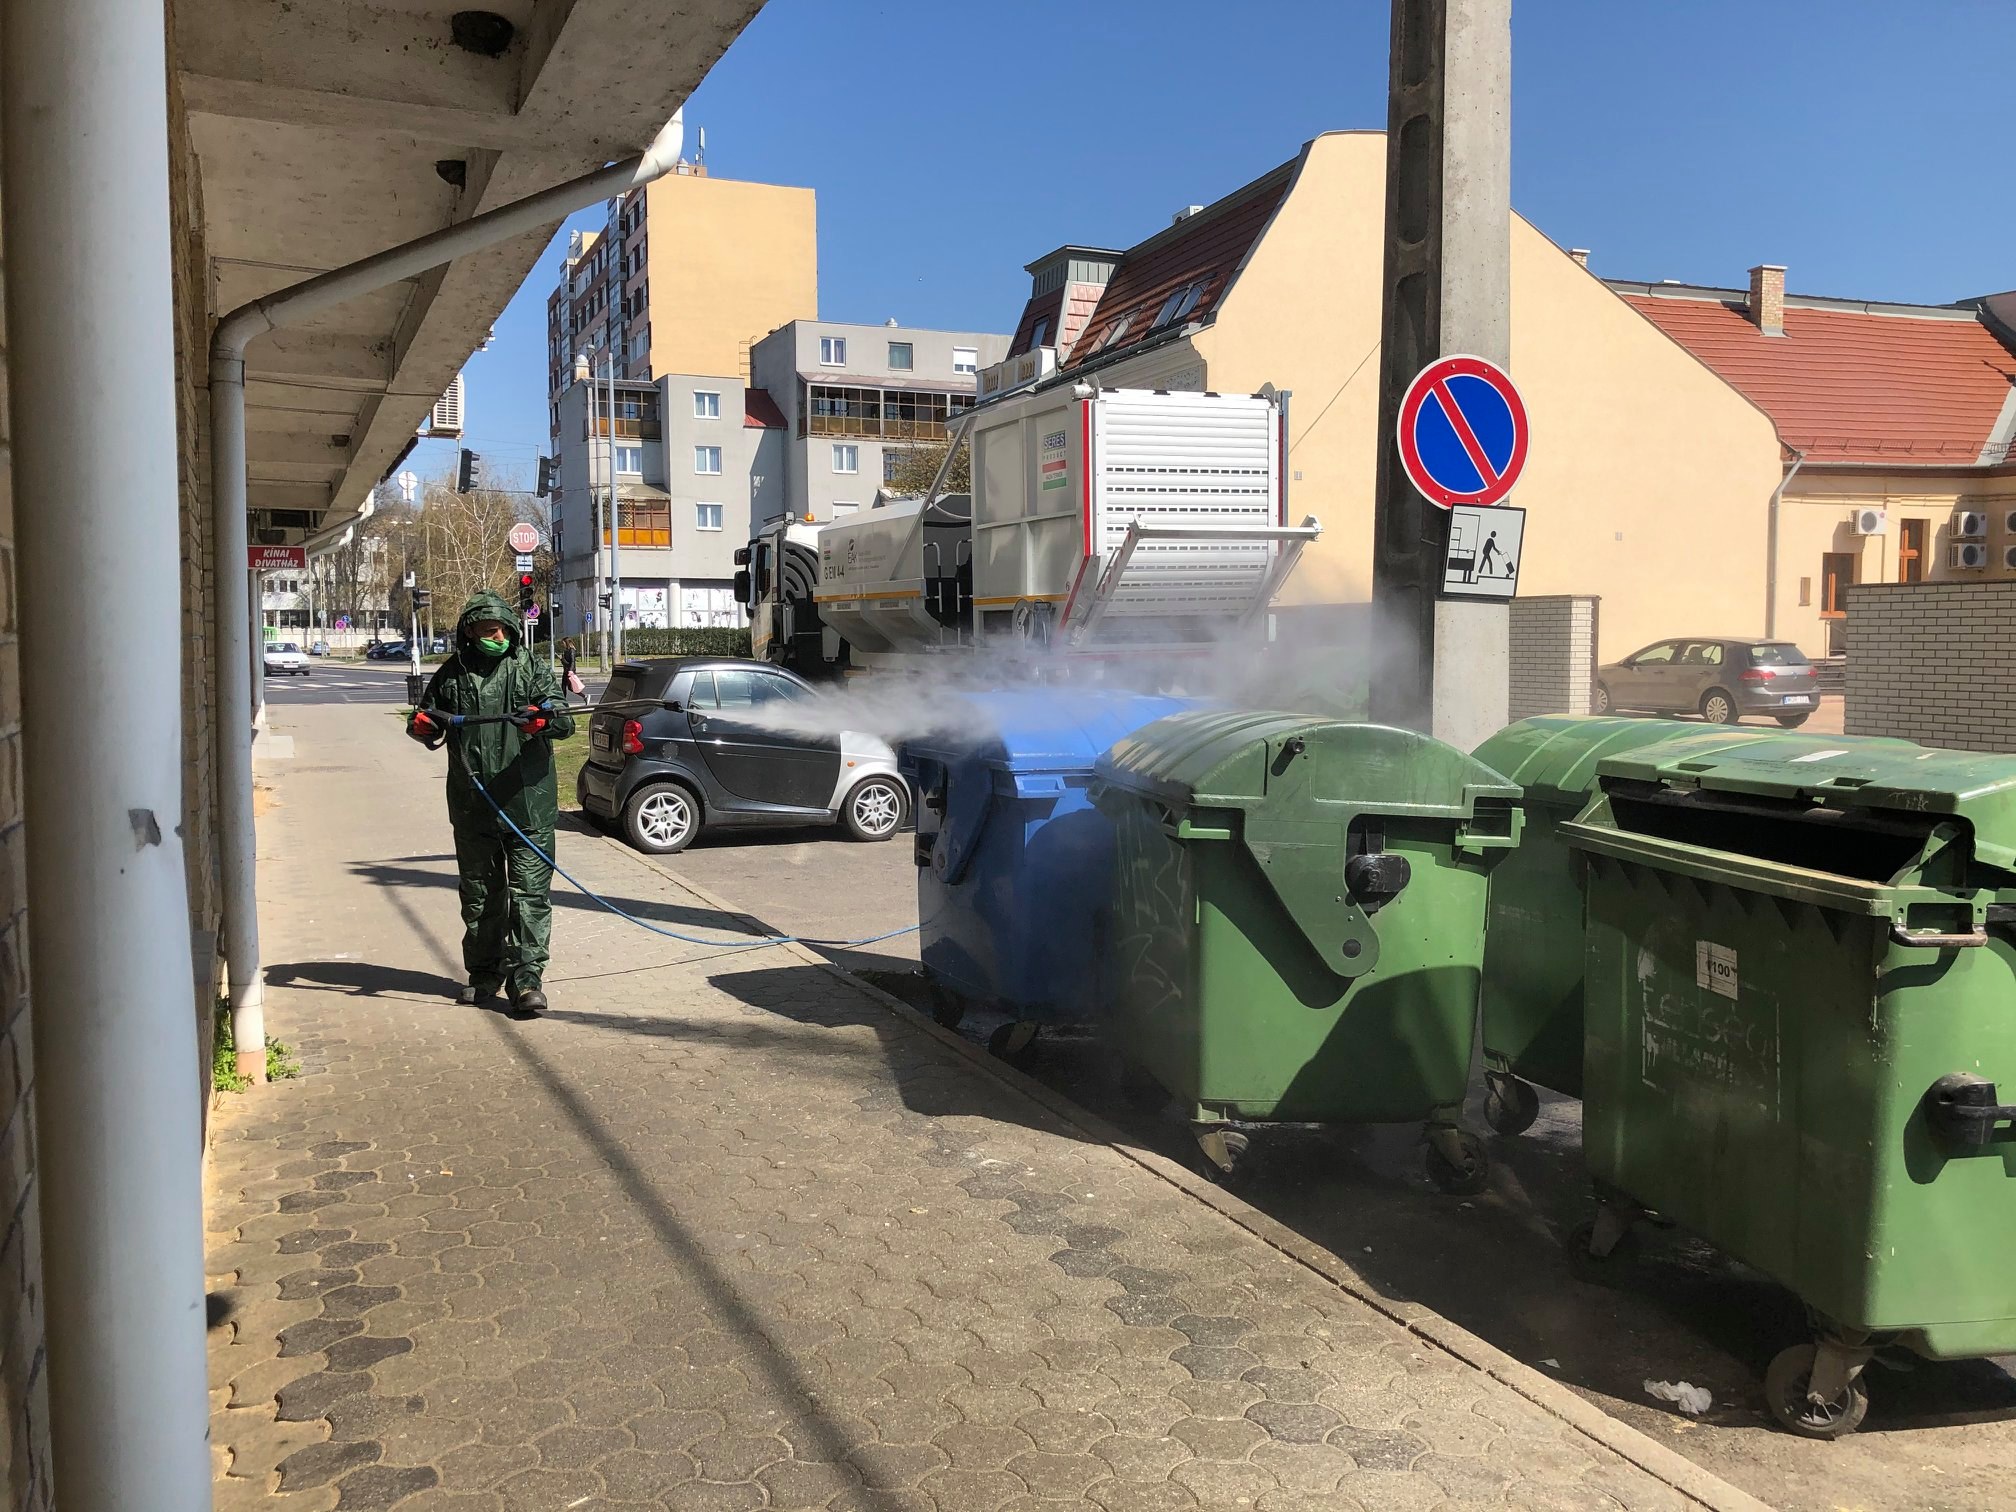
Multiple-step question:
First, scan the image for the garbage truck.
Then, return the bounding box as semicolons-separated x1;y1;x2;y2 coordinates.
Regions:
739;385;1319;677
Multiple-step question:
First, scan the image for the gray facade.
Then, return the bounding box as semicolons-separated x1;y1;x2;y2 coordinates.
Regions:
749;321;1011;524
552;375;774;636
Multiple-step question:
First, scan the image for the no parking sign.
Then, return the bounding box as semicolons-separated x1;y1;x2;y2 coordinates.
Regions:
1397;355;1528;509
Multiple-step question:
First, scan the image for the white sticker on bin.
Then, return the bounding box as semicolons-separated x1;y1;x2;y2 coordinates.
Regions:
1787;748;1851;763
1695;941;1739;1000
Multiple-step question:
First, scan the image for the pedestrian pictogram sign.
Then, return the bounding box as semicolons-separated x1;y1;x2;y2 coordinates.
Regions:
507;522;541;554
1397;355;1529;508
1442;505;1524;600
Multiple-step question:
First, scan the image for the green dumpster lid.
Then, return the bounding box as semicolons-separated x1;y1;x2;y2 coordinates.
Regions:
1095;708;1519;818
1594;731;2016;867
1472;715;1769;805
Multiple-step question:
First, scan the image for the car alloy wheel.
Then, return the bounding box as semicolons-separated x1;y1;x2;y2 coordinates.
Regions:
627;785;697;854
844;777;906;841
1702;689;1737;725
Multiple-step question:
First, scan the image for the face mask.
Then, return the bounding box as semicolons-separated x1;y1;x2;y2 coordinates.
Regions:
477;636;509;656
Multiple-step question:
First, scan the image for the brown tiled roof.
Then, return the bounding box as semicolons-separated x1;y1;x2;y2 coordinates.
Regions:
1064;162;1296;369
1621;291;2016;466
743;388;787;429
1009;289;1065;358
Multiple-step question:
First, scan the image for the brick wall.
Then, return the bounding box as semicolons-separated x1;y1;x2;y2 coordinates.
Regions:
1845;581;2016;752
0;90;55;1512
1508;595;1598;720
168;56;221;1089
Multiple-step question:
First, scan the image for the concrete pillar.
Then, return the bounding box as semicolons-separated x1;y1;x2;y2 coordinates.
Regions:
1;0;215;1504
1368;0;1514;751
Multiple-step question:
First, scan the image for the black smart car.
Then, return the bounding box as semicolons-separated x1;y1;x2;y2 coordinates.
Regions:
575;657;908;854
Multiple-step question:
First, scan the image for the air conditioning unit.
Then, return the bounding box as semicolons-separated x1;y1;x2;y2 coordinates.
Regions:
1952;542;1989;570
1849;507;1887;536
2005;509;2016;535
426;373;465;440
2005;545;2016;571
1952;509;1987;539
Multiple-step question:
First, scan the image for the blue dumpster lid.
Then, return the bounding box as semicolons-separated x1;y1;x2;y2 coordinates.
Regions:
904;690;1199;774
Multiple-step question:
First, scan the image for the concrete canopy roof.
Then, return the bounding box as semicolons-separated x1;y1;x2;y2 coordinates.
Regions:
178;0;764;543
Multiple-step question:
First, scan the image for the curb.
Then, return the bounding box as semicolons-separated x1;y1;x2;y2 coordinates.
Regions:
594;830;1776;1512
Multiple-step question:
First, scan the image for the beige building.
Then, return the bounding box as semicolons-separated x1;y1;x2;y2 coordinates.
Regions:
544;164;817;453
1618;275;2016;657
1001;131;1788;662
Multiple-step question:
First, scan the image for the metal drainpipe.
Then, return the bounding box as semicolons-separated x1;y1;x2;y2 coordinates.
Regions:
212;114;691;1075
1764;447;1805;640
4;0;214;1503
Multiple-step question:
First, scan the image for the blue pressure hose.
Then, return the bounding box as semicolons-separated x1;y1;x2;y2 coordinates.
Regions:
421;703;925;954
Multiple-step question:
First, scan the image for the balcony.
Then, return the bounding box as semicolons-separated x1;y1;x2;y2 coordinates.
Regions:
803;413;956;442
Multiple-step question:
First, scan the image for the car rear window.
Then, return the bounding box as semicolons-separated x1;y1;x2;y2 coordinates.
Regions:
1748;643;1810;667
602;662;680;705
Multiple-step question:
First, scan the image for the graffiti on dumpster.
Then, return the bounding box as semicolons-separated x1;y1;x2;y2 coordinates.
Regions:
1639;985;1781;1115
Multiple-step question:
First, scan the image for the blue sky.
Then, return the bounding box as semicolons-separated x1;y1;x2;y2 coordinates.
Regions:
423;0;2015;488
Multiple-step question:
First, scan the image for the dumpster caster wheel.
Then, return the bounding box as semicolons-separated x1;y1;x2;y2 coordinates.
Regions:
987;1021;1038;1064
1119;1063;1170;1114
1565;1214;1638;1282
1424;1129;1489;1195
1765;1344;1870;1440
927;985;966;1030
1192;1126;1250;1183
1483;1073;1540;1137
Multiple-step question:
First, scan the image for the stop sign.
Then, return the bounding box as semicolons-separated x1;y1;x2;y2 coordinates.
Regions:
507;522;540;554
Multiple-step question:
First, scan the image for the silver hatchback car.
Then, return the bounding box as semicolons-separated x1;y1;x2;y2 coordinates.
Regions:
1595;637;1819;727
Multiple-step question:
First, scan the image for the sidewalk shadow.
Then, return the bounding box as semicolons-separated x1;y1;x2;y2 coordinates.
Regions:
351;858;761;934
266;959;460;1001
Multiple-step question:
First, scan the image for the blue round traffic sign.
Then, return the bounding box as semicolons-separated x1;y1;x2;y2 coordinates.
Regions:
1397;355;1529;508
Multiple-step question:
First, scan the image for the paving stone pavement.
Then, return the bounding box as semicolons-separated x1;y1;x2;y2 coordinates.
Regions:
206;702;1746;1510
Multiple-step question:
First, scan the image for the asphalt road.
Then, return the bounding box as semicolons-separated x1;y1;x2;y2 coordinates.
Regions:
279;662;2014;1511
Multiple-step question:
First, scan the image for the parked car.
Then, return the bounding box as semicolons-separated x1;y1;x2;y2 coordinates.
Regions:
263;642;310;677
427;636;449;654
363;639;410;661
1596;637;1819;727
577;657;909;854
308;639;330;656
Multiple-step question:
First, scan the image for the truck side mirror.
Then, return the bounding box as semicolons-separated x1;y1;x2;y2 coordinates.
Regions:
733;570;751;602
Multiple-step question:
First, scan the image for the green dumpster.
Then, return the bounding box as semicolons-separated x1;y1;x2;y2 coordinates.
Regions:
1092;710;1522;1189
1470;716;1769;1134
1562;733;2016;1438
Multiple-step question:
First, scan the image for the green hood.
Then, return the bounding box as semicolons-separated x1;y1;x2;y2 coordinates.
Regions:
457;589;520;651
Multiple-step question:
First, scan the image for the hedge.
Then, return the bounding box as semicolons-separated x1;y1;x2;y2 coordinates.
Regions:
603;627;752;659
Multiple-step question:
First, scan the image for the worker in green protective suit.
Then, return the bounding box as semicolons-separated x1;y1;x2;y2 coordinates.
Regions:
406;589;576;1015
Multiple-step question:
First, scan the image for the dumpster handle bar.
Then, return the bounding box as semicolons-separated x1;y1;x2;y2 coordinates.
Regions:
1889;923;1987;950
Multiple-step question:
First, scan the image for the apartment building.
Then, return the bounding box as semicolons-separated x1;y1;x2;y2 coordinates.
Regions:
554;375;784;633
544;165;816;454
748;320;1011;523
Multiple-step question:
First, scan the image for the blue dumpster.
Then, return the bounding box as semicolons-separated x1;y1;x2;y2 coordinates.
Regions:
902;690;1196;1051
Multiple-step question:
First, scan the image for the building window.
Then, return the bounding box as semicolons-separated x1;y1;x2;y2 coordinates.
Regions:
1898;518;1926;583
1030;318;1050;348
694;445;722;475
832;443;859;474
888;341;913;371
952;346;978;374
820;335;847;367
694;390;721;419
1821;551;1856;618
883;449;903;484
613;444;643;475
696;503;724;532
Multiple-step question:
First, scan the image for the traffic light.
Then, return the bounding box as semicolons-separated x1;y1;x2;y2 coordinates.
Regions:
535;455;557;497
456;448;479;492
518;571;536;616
410;587;432;611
